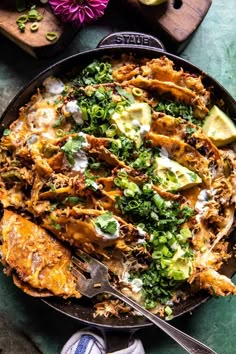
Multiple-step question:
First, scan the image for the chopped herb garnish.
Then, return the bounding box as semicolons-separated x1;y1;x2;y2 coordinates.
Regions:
72;60;113;86
49;184;56;193
64;196;85;204
50;220;61;230
61;135;86;166
186;126;197;134
155;100;202;126
95;212;118;235
116;86;135;104
115;178;194;307
53;115;65;128
3;129;11;136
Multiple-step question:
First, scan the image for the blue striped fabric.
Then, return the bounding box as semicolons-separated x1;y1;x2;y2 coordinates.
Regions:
74;334;103;354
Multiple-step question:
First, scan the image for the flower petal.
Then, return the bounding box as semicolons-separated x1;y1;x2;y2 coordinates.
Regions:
49;0;109;26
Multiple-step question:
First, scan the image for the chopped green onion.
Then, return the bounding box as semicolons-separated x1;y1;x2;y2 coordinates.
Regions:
132;87;143;97
106;124;117;138
152;193;165;209
28;6;43;21
49;184;56;193
164;306;173;316
46;32;58;42
16;14;28;23
18;22;26;32
56;129;64;137
30;22;39;32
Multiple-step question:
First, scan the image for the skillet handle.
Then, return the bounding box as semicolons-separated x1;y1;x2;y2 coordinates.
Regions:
97;31;166;51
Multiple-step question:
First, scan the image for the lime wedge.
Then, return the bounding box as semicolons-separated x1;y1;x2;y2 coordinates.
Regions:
203;105;236;147
138;0;167;5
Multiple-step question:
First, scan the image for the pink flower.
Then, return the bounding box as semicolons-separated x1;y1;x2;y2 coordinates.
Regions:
49;0;109;27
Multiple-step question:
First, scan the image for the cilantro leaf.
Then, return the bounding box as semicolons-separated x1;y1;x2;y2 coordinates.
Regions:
116;86;135;104
95;212;118;235
61;135;86;165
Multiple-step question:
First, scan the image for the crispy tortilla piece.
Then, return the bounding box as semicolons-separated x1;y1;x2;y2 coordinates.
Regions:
197;269;236;296
42;208;143;256
113;56;210;118
146;131;212;185
13;274;53;297
151;114;222;165
0;210;81;299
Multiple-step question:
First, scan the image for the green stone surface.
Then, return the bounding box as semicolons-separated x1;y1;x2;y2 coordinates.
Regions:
0;0;235;353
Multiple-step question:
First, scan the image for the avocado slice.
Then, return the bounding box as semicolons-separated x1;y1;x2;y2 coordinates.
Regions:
203;105;236;147
111;102;152;147
154;156;202;191
167;245;193;281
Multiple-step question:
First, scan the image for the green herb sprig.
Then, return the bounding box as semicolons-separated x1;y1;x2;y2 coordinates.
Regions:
61;135;86;166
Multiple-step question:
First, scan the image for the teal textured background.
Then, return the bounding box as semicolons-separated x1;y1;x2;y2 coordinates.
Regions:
0;0;235;353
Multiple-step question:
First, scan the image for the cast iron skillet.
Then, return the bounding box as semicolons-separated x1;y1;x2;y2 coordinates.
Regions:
0;32;236;334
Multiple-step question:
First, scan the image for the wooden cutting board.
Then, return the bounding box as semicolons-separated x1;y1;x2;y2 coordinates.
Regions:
125;0;212;52
0;1;78;58
0;0;212;57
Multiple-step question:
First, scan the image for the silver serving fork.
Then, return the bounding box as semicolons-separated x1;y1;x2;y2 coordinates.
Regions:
71;250;217;354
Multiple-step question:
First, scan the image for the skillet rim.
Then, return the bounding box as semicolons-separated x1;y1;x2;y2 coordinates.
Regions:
0;44;235;329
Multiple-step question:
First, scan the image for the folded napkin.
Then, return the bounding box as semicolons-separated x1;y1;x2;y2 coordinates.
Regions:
61;329;145;354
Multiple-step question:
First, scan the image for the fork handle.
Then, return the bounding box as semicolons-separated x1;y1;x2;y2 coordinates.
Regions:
105;285;217;354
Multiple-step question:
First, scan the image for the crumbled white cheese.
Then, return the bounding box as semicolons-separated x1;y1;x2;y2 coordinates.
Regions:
137;238;146;244
131;120;150;136
41;131;56;140
43;76;65;95
121;272;143;293
65;100;78;113
195;189;210;222
121;271;130;283
78;132;90;149
130;278;143;293
65;100;83;125
27;134;38;145
132;119;140;127
140;124;150;136
137;226;146;237
72;150;88;173
160;147;169;158
90;182;99;190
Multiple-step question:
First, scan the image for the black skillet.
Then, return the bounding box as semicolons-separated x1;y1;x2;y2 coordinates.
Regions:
0;32;236;346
